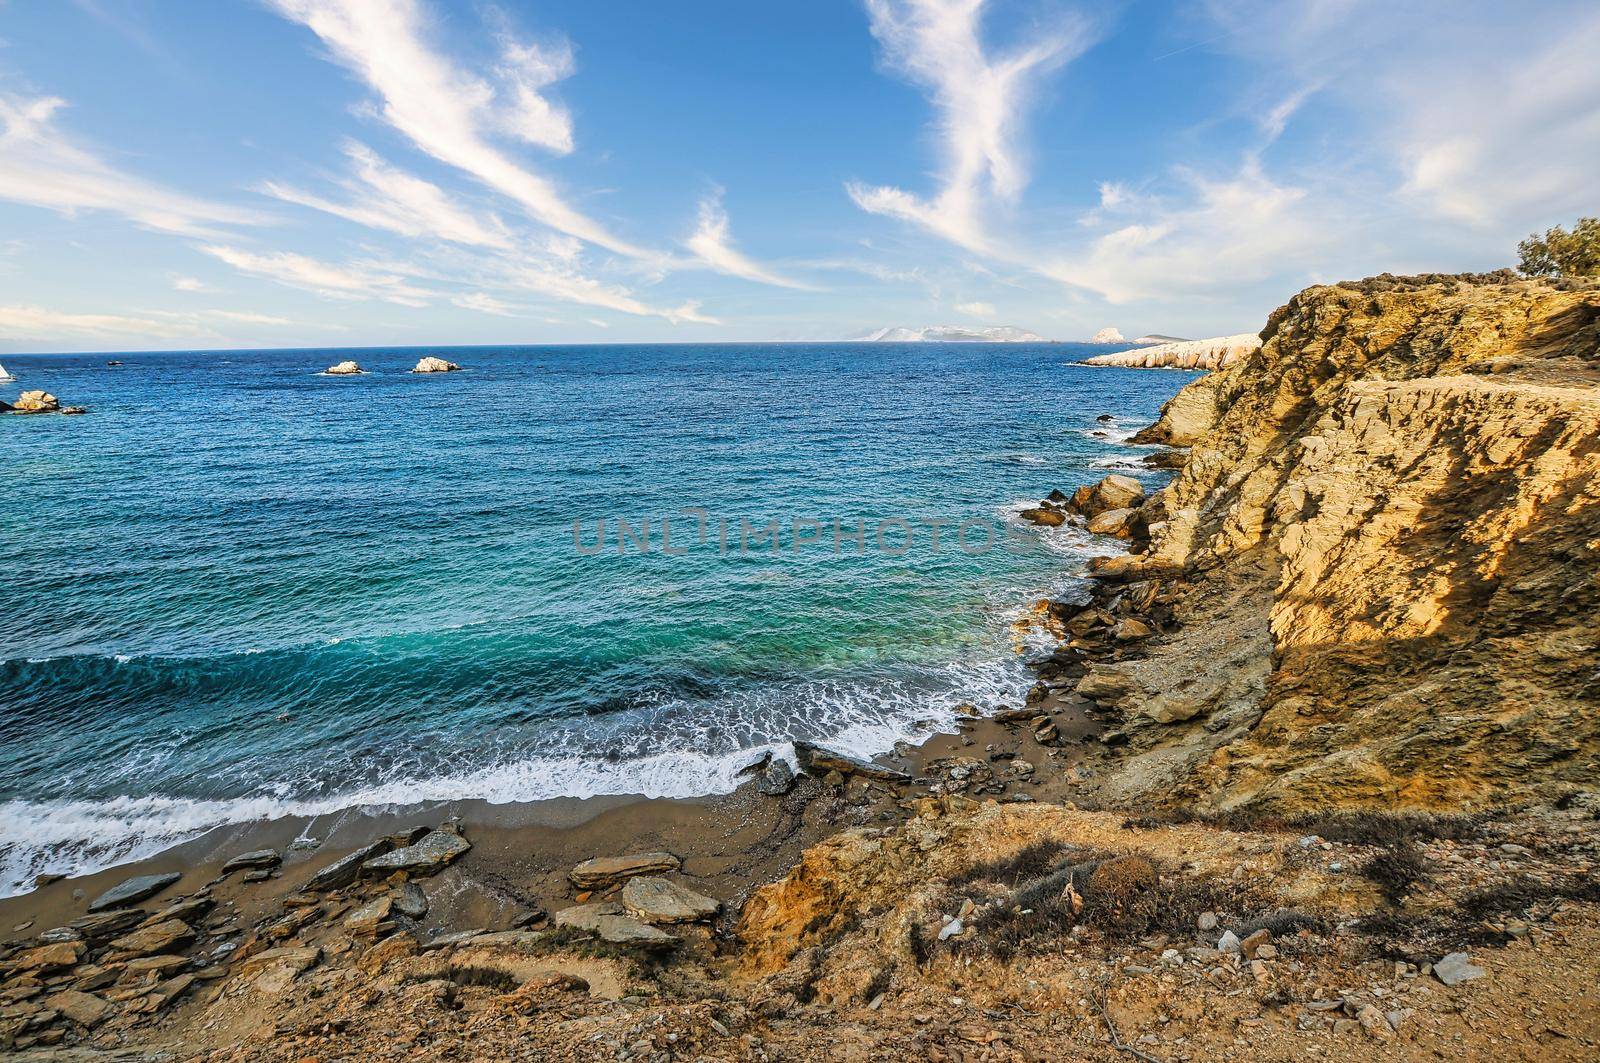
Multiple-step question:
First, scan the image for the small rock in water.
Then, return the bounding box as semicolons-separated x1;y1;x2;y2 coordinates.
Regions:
1433;951;1486;986
88;872;182;912
758;758;796;796
412;356;463;373
325;360;364;375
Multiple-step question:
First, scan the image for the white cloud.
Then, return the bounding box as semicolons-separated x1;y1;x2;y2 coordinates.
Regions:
198;244;431;306
847;0;1093;253
172;276;211;292
497;259;721;324
207;310;297;326
262;142;512;249
1046;160;1313;303
686;191;813;289
267;0;647;257
0;304;207;339
955;300;995;317
451;291;521;316
0;94;264;237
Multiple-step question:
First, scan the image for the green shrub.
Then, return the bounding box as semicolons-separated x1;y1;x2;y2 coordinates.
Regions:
1518;217;1600;278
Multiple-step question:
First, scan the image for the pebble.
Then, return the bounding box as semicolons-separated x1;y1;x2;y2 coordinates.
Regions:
1433;952;1486;986
1217;930;1242;954
1197;912;1218;932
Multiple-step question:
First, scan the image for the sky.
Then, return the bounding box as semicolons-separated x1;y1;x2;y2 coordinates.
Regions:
0;0;1596;352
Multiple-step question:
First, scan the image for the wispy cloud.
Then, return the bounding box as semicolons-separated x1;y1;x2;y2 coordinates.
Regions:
686;191;814;290
847;0;1093;253
171;276;212;293
267;0;648;258
262;142;512;249
198;244;432;306
0;94;265;238
1047;159;1312;303
0;304;208;339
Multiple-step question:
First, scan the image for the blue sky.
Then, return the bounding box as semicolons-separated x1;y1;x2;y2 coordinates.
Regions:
1;0;1596;352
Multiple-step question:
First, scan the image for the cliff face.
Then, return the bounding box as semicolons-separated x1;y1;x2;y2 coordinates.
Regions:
1080;333;1261;371
1090;277;1600;814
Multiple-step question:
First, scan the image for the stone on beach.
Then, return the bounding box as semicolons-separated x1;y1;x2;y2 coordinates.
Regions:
792;740;911;783
554;902;676;948
361;831;470;876
1068;474;1145;518
222;849;281;874
569;852;681;890
412;356;463;373
305;840;392;892
108;918;195;958
88;872;182;912
45;989;114;1028
325;360;365;375
1019;507;1066;527
620;876;720;924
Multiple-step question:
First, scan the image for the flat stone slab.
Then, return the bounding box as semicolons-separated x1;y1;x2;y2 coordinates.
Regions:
222;849;281;873
793;740;911;782
304;840;392;892
620;876;720;924
553;903;675;949
108;918;195;958
1434;952;1487;986
239;946;321;977
569;852;680;890
88;872;181;912
362;831;470;875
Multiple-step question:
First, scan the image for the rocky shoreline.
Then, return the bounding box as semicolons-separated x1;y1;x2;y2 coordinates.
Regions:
2;272;1598;1060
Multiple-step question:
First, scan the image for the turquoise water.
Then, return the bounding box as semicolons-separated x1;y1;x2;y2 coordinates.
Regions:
0;343;1185;893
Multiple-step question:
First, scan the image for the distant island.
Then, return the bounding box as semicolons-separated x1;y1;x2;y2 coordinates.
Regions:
854;325;1047;342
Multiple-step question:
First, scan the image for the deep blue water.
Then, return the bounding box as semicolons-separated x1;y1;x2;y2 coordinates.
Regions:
0;343;1186;893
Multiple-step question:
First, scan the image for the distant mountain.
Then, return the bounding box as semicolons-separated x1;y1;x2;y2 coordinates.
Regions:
855;324;1047;343
1134;333;1189;344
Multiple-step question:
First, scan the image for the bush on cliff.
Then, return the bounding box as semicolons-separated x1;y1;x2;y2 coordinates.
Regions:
1518;216;1600;278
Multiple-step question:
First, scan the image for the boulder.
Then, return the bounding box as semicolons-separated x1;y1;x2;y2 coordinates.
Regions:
361;831;470;876
238;946;321;978
1074;666;1142;707
620;877;720;923
1140;695;1205;724
391;881;429;920
569;852;681;890
68;909;145;938
1073;474;1146;517
222;849;280;874
758;757;796;796
88;872;181;912
792;740;911;782
1019;507;1066;527
12;390;60;413
325;360;364;375
304;840;392;891
553;902;675;949
1085;507;1134;537
412;356;462;373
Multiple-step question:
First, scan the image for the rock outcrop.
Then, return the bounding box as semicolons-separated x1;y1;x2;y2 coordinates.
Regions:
412;356;462;373
1081;333;1261;371
325;360;364;375
1077;275;1600;815
6;390;87;415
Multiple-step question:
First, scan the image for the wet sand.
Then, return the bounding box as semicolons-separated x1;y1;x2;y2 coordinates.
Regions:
0;684;1102;948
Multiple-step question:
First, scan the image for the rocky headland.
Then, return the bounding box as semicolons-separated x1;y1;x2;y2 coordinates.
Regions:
2;273;1598;1060
1079;333;1262;371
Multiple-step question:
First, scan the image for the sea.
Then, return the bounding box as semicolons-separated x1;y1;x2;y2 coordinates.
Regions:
0;342;1189;896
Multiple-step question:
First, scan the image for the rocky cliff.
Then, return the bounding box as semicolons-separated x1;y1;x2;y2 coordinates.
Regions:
1079;275;1600;815
1080;333;1261;371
